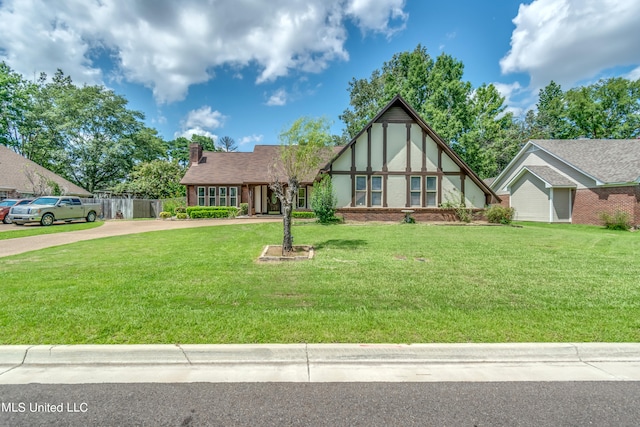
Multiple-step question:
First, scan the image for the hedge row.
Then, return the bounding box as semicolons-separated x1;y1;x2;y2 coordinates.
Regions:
292;211;316;219
186;206;239;219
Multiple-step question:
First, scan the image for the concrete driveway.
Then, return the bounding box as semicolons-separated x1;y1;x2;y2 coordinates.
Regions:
0;218;282;258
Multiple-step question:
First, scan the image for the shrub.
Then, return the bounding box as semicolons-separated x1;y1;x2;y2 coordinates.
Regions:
239;203;249;216
599;210;632;231
311;175;338;224
186;206;240;219
175;206;186;214
162;198;186;216
292;211;316;219
159;211;172;219
440;190;473;223
176;212;188;220
486;205;515;225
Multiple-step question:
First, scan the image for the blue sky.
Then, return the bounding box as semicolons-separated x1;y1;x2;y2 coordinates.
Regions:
1;0;639;151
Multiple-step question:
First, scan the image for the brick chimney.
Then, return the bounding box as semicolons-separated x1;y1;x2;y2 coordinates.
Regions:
189;143;203;166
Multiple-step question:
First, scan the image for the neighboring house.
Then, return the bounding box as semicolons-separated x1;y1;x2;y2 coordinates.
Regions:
180;95;498;220
490;139;640;225
0;145;92;199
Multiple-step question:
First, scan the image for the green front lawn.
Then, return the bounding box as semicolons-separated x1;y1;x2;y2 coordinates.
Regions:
0;222;638;344
0;221;103;240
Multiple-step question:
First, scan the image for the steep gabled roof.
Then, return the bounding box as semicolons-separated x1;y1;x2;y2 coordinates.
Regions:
0;145;91;196
325;95;499;200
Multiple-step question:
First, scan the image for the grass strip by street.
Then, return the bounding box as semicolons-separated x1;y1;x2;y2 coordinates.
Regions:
0;221;104;240
0;222;638;344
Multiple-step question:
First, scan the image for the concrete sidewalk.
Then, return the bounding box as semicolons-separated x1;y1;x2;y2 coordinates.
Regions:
1;343;640;384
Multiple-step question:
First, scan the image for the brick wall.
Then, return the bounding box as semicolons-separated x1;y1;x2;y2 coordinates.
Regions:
337;208;484;222
494;194;510;208
572;186;640;226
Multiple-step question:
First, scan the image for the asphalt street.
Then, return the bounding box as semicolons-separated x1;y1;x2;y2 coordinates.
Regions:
2;382;640;426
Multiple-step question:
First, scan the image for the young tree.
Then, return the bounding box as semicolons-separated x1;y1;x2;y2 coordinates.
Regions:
217;135;237;152
310;174;338;223
270;117;332;254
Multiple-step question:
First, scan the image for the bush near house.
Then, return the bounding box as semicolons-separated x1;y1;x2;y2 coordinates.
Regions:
486;205;516;225
599;210;632;231
186;206;239;219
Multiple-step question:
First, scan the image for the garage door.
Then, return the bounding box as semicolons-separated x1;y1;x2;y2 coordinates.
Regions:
510;171;549;222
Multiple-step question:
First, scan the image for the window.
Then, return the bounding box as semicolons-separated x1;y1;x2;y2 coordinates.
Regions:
371;176;382;206
197;187;206;206
410;176;421;206
355;176;367;206
208;187;216;206
219;187;227;206
426;177;437;207
297;188;306;209
229;187;238;207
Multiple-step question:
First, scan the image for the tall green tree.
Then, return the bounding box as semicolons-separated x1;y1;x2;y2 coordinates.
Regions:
457;84;515;178
270;117;332;254
112;159;185;199
565;78;640;139
340;45;511;178
535;80;571;139
165;134;218;167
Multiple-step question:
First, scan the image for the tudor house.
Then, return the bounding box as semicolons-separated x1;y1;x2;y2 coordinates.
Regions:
180;95;498;220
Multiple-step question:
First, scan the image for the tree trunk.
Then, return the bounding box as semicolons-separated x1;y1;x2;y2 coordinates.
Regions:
282;201;293;255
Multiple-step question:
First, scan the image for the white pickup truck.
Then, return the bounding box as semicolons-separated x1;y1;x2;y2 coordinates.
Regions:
9;196;101;226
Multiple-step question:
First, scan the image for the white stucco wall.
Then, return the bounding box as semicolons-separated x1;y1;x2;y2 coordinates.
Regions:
333;175;352;208
386;124;406;172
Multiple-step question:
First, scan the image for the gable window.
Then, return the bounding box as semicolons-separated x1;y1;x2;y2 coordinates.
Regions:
410;176;421;206
371;176;382;206
229;187;238;207
355;176;367;206
297;188;306;209
219;187;227;206
197;187;206;206
426;177;437;207
208;187;216;206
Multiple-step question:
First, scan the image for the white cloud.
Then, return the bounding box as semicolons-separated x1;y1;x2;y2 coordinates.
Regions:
184;106;226;130
500;0;640;89
0;0;408;103
627;66;640;81
266;89;289;106
346;0;407;37
239;134;264;146
176;128;218;140
175;106;226;139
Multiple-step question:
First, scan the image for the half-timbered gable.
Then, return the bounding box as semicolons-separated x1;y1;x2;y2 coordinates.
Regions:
325;95;497;221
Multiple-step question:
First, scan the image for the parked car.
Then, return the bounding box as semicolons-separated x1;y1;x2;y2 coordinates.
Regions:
8;196;101;226
0;199;33;224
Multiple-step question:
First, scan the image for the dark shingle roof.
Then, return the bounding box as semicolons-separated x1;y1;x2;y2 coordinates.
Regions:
533;139;640;184
0;145;91;196
180;145;342;185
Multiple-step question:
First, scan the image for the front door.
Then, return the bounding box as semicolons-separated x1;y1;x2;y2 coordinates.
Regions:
267;188;281;214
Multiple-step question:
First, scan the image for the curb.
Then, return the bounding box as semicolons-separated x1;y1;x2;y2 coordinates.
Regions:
2;344;640;384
